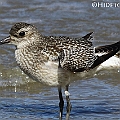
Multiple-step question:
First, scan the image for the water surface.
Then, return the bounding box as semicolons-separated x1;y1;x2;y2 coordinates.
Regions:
0;0;120;119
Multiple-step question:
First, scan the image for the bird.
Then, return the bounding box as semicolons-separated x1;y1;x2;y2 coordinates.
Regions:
0;22;120;120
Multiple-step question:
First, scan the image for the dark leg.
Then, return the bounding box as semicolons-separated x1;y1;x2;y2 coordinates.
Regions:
65;85;72;120
58;86;64;120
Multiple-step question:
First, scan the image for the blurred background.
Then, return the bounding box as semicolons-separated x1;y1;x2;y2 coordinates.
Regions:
0;0;120;119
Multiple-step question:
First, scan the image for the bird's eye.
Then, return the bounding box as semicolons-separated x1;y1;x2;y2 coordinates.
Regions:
19;31;25;37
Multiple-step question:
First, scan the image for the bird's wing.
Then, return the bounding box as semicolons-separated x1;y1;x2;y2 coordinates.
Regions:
42;32;94;72
57;32;97;72
59;37;120;73
90;41;120;69
43;33;120;72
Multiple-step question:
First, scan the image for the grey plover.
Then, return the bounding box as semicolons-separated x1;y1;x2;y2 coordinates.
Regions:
0;22;120;119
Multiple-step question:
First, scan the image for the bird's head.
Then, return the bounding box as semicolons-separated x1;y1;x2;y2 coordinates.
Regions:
0;22;40;48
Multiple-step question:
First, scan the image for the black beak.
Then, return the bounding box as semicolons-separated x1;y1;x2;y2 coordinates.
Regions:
0;36;11;45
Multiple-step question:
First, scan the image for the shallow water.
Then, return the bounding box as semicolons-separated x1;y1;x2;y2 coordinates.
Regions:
0;0;120;119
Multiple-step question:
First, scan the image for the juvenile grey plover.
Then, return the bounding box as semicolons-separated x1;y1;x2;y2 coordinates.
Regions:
0;22;120;119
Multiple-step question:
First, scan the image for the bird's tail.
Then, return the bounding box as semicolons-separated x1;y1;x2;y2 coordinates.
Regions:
91;41;120;69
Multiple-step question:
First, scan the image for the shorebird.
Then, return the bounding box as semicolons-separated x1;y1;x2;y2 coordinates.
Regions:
0;22;120;120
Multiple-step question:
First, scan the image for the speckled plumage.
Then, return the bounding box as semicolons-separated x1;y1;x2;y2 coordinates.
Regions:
1;22;120;119
12;24;97;85
0;22;120;86
9;23;97;72
39;35;97;72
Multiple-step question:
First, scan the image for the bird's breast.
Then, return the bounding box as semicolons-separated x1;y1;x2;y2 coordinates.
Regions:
15;49;72;86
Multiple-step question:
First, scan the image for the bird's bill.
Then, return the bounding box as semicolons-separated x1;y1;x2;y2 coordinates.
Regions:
0;36;11;45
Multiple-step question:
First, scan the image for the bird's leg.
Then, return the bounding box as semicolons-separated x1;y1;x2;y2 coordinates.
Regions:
58;86;64;120
65;85;72;120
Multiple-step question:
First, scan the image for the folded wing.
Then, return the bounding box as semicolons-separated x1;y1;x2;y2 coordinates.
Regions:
60;36;120;72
